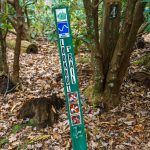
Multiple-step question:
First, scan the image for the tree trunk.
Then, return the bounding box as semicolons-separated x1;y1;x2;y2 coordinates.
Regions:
0;0;9;73
0;30;3;73
83;0;104;102
100;0;121;83
12;0;24;84
103;1;146;106
83;0;146;108
0;29;8;73
8;0;31;42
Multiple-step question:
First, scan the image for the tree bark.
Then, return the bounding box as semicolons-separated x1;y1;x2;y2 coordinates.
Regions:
12;0;24;84
83;0;104;102
0;1;2;72
83;0;146;108
0;29;8;73
0;31;3;73
103;1;146;106
0;0;9;73
100;0;121;83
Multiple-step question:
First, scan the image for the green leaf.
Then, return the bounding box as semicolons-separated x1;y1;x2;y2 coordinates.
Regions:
11;124;24;134
0;137;9;147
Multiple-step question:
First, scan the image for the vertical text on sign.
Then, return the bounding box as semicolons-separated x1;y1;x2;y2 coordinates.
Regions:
60;39;71;92
68;53;76;84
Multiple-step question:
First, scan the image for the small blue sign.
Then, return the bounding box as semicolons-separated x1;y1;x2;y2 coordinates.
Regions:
57;22;70;38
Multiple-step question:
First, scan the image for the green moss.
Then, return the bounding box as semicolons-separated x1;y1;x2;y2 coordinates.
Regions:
133;54;150;69
77;57;90;64
26;119;37;127
83;84;93;98
12;124;24;134
84;83;102;106
0;137;9;147
11;119;36;134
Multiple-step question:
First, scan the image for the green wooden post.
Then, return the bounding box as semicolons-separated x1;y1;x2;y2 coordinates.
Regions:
143;0;150;32
53;6;87;150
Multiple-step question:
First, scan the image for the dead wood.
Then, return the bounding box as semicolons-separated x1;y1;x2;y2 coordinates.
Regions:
6;39;38;53
131;71;150;89
0;74;15;94
17;94;65;128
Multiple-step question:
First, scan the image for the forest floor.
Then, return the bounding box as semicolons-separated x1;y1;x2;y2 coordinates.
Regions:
0;36;150;150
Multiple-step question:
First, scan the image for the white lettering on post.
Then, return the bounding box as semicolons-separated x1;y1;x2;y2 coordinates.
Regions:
68;53;76;84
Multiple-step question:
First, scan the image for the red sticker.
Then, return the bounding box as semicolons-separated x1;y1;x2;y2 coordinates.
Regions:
71;115;81;125
68;92;78;103
70;103;80;114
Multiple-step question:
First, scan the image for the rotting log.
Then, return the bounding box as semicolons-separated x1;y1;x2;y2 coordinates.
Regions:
17;94;65;128
6;39;38;53
131;71;150;89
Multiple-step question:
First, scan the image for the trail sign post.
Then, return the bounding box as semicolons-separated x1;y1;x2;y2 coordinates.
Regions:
53;6;87;150
143;0;150;32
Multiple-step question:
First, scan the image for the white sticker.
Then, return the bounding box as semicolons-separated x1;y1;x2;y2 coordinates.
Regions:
56;8;67;22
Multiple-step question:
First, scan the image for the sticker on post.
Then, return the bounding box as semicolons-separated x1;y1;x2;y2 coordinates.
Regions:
56;8;67;22
68;92;78;103
109;4;118;19
70;103;80;114
57;22;70;38
71;115;81;125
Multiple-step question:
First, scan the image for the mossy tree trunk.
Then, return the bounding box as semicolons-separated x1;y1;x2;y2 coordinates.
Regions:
83;0;146;108
0;29;8;74
83;0;104;96
0;0;9;74
0;30;3;73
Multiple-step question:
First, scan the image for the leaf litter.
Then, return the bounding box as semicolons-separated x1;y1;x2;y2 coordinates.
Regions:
0;38;150;150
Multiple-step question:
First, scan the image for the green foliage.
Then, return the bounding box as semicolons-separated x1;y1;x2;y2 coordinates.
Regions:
133;54;150;69
77;56;90;64
4;0;148;51
29;0;89;51
143;2;150;32
121;0;127;20
11;124;24;134
71;3;88;52
11;119;36;134
26;118;37;127
0;1;12;30
26;1;57;40
0;137;9;147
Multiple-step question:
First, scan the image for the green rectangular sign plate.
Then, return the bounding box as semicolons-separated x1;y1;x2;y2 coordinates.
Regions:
53;6;87;150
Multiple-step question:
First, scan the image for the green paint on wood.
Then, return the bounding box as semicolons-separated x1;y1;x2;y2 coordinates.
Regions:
53;6;87;150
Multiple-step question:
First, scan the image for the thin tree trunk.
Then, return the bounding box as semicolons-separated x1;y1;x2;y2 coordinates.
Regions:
0;29;3;72
91;0;104;97
0;30;8;73
0;0;8;73
83;0;104;102
12;0;24;84
8;0;31;42
100;0;121;84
